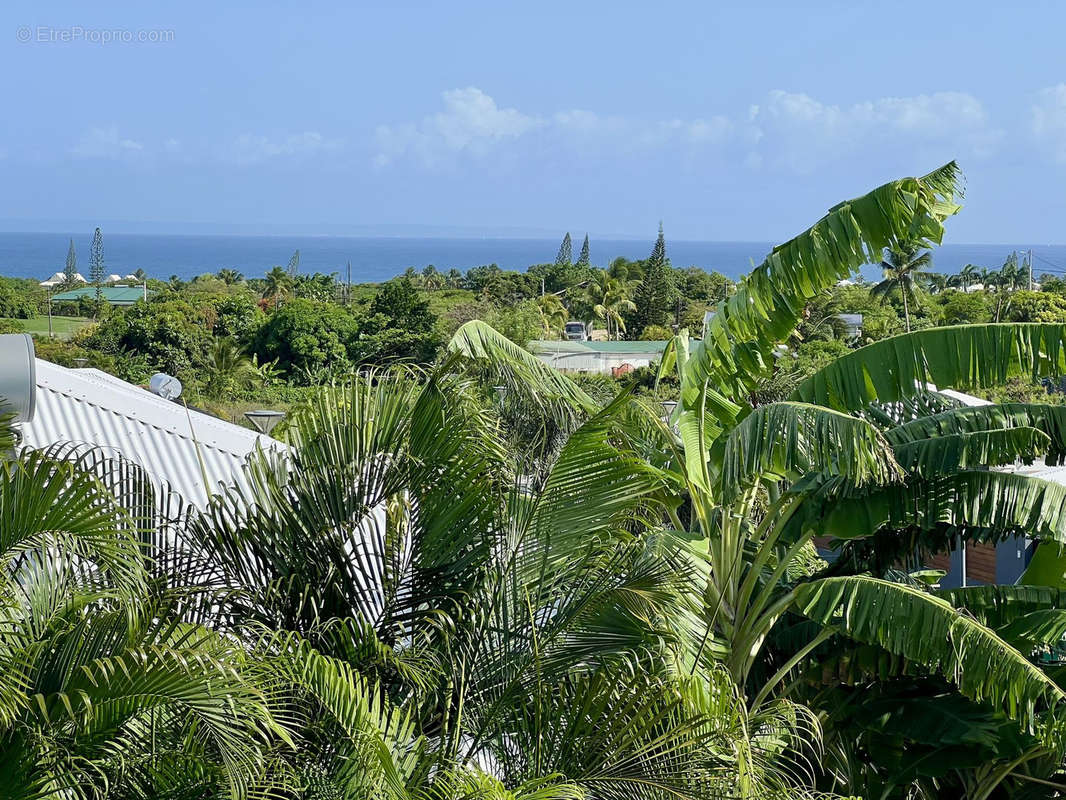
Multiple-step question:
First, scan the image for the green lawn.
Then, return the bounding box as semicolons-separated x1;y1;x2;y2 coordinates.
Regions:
1;315;92;340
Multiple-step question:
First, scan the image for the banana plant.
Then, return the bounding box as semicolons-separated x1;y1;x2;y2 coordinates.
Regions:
651;162;1066;745
452;164;1066;756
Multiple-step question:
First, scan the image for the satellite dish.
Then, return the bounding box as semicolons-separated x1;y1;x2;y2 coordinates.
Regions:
149;372;183;400
0;334;36;423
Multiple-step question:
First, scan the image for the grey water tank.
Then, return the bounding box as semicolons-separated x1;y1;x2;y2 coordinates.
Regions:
0;334;36;423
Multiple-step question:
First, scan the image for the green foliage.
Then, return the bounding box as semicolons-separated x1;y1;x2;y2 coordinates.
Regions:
88;227;105;318
677;266;734;304
555;232;572;266
1004;289;1066;323
464;264;539;302
575;233;590;267
210;294;263;340
937;289;992;325
629;223;677;336
484;298;542;347
83;297;213;379
639;324;674;341
0;277;42;319
872;240;933;331
779;338;850;380
292;272;339;303
794;576;1066;735
251;298;360;379
794;323;1066;412
354;277;441;364
64;238;78;285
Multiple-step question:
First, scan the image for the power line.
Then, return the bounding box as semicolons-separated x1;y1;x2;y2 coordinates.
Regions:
1032;252;1066;272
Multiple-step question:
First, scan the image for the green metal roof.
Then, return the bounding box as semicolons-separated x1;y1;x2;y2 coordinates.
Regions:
530;339;689;354
50;286;149;304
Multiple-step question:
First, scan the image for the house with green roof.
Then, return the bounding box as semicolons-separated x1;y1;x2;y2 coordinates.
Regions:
49;286;150;306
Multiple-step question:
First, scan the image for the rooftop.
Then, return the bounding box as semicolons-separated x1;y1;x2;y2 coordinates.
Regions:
50;286;149;304
20;359;284;507
530;339;690;354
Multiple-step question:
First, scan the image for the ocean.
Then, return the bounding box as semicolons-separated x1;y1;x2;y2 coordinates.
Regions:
1;232;1064;284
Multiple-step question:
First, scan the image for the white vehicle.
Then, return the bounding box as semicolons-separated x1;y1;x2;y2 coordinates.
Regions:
564;320;592;341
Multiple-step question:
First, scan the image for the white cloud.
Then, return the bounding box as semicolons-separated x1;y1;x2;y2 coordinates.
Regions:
1032;84;1066;163
228;131;340;165
374;86;1003;173
375;87;541;166
748;90;999;173
375;87;734;166
552;109;733;149
70;125;144;159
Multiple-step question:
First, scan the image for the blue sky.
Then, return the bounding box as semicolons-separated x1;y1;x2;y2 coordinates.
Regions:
2;0;1065;242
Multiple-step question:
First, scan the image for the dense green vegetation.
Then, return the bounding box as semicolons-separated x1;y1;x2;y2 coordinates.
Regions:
7;230;738;421
10;163;1066;797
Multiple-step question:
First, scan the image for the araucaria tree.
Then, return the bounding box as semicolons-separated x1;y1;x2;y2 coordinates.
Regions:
576;233;591;267
63;238;77;285
630;222;676;336
89;226;105;317
555;231;572;266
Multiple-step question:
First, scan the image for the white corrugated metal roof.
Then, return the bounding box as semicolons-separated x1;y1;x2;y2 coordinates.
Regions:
937;388;993;407
20;359;285;507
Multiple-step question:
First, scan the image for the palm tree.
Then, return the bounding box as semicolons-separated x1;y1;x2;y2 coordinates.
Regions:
217;267;245;285
200;337;258;398
998;251;1029;291
871;241;933;332
918;270;948;293
421;264;445;290
948;262;979;291
536;292;568;337
583;268;635;340
263;265;292;310
172;364;824;798
0;448;286;796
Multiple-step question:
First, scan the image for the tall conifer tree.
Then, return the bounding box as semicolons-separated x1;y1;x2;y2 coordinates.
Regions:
89;227;105;317
286;249;300;276
555;232;572;266
63;239;78;285
630;222;677;336
576;233;591;267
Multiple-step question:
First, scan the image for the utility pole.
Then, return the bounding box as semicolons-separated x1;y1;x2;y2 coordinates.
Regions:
1028;248;1034;291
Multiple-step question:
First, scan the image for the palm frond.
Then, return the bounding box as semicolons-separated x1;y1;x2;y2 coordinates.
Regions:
678;163;962;486
885;402;1066;466
811;471;1066;545
793;324;1066;413
721;402;903;502
893;427;1051;476
448;320;597;418
793;576;1066;737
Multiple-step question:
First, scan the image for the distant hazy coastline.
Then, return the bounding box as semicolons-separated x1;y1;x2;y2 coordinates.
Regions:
1;231;1062;284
